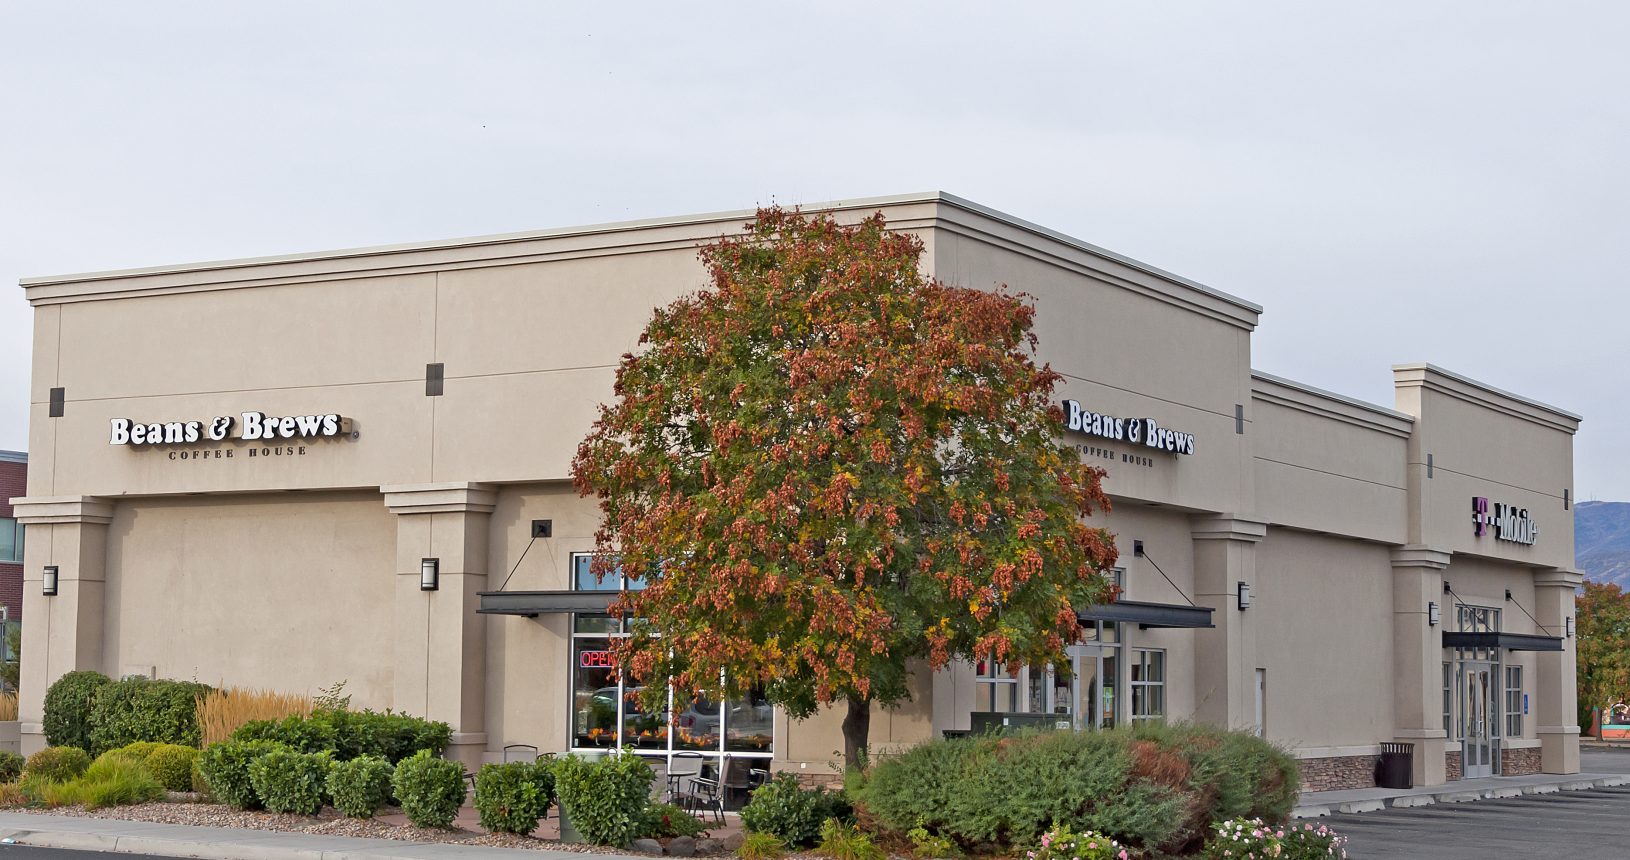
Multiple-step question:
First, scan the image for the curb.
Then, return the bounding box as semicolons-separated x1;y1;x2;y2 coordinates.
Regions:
1290;774;1630;818
0;826;578;860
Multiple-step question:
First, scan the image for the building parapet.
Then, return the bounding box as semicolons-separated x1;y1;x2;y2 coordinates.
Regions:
1251;370;1414;438
1392;363;1581;434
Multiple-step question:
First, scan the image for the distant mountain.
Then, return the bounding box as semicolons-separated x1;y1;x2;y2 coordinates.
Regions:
1576;501;1630;587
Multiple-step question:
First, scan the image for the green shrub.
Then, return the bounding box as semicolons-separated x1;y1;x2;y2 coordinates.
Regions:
0;751;25;782
907;823;960;859
639;801;709;839
89;678;212;753
143;744;200;792
230;709;451;764
815;819;885;860
248;748;331;815
858;724;1297;856
391;749;466;828
741;772;849;847
1203;818;1349;860
197;740;287;810
42;670;111;750
737;832;786;860
72;756;165;809
550;751;654;846
25;746;92;783
474;761;555;836
328;755;394;819
100;741;164;764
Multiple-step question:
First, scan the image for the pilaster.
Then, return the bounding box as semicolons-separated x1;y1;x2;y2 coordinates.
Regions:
382;482;496;769
1190;514;1266;732
1390;545;1451;786
9;496;114;755
1534;567;1583;775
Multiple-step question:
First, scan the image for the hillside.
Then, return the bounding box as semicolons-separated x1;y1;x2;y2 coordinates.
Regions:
1576;500;1630;587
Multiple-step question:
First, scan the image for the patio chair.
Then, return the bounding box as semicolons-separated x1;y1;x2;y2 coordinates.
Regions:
503;744;539;763
666;751;707;809
688;755;759;824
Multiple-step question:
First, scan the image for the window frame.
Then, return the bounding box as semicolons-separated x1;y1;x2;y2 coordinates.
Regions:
1504;665;1523;738
1128;648;1165;724
0;518;21;564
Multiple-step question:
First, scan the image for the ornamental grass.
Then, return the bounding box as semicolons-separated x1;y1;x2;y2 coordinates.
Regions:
195;686;312;747
0;691;16;721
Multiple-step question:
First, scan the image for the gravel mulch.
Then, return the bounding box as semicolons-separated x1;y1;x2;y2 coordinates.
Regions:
3;800;688;854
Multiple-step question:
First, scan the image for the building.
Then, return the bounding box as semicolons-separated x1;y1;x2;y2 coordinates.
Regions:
0;451;25;625
10;193;1580;789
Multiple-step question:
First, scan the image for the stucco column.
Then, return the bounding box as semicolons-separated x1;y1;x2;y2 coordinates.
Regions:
1534;567;1582;775
1190;514;1266;731
8;496;113;755
383;483;496;770
1390;546;1451;786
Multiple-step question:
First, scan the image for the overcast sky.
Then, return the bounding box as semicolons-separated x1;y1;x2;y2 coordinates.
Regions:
2;2;1625;498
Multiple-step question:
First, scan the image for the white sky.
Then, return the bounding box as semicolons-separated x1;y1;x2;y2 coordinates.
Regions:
1;2;1625;497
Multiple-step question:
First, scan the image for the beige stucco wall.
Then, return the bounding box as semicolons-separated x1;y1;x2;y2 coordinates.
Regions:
103;491;396;706
1255;529;1394;751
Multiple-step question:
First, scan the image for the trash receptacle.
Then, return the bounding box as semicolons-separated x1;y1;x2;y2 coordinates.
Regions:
1375;742;1414;789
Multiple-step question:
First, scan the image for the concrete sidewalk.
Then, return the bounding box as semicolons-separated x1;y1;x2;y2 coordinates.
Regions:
1292;770;1630;818
0;811;646;860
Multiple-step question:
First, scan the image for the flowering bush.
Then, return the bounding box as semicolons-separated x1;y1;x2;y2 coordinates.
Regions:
1027;824;1129;860
1203;818;1348;859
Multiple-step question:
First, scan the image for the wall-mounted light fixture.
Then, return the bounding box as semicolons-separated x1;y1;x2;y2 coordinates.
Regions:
1237;581;1251;611
1133;540;1145;558
420;558;440;592
1567;616;1575;638
42;565;59;597
1428;601;1441;626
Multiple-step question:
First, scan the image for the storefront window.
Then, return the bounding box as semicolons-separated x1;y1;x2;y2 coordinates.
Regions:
0;518;21;564
1443;662;1454;738
568;553;769;759
1129;649;1165;723
975;659;1020;712
1504;666;1523;737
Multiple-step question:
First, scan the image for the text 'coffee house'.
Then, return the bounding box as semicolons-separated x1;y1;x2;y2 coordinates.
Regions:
11;194;1582;790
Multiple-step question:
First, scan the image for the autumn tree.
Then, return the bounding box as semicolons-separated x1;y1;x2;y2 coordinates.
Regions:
1577;580;1630;729
571;207;1118;768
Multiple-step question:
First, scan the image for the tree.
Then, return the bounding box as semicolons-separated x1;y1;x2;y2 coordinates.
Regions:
1576;580;1630;729
572;207;1118;768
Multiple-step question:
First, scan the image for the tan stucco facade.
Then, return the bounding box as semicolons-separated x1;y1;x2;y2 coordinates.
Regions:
11;193;1581;788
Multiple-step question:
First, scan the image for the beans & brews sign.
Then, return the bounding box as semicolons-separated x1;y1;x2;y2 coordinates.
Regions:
1061;400;1196;456
109;411;352;460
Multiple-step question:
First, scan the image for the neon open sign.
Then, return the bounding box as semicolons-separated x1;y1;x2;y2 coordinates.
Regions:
579;650;616;669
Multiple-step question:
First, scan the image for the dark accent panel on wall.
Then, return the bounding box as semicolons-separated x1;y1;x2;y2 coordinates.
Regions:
425;363;444;397
48;388;64;417
1235;404;1245;434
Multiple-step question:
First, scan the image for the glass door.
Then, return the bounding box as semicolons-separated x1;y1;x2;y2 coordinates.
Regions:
1069;644;1118;730
1461;662;1496;778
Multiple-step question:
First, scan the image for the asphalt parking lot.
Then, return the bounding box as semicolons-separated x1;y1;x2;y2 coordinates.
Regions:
1330;784;1630;858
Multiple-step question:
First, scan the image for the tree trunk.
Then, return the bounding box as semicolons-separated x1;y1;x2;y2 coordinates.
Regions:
841;693;872;772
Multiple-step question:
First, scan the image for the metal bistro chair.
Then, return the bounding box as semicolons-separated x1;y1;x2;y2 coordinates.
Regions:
503;744;540;763
688;756;761;825
666;751;707;810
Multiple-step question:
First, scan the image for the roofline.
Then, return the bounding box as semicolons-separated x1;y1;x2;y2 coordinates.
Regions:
0;451;26;465
1250;370;1415;437
1392;363;1582;424
18;191;1263;315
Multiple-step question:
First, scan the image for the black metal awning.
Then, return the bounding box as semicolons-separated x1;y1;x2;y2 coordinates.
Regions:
1080;599;1214;629
1441;631;1564;652
477;590;617;617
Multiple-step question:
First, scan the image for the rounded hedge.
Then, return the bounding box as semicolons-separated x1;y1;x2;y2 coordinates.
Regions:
25;746;92;783
741;772;849;848
551;752;654;847
328;755;394;819
473;761;554;836
248;748;331;815
391;749;466;828
197;739;288;810
88;677;212;753
144;744;200;793
42;671;112;750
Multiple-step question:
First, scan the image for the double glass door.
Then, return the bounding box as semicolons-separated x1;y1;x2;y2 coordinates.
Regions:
1069;643;1118;731
1461;661;1497;778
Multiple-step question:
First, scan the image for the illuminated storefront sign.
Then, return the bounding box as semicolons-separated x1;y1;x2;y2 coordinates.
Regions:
1061;400;1196;456
1472;496;1538;546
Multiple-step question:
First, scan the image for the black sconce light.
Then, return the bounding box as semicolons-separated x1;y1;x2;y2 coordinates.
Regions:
1429;601;1441;626
1237;581;1251;611
42;565;59;597
1133;540;1145;558
420;558;440;592
1566;616;1574;638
